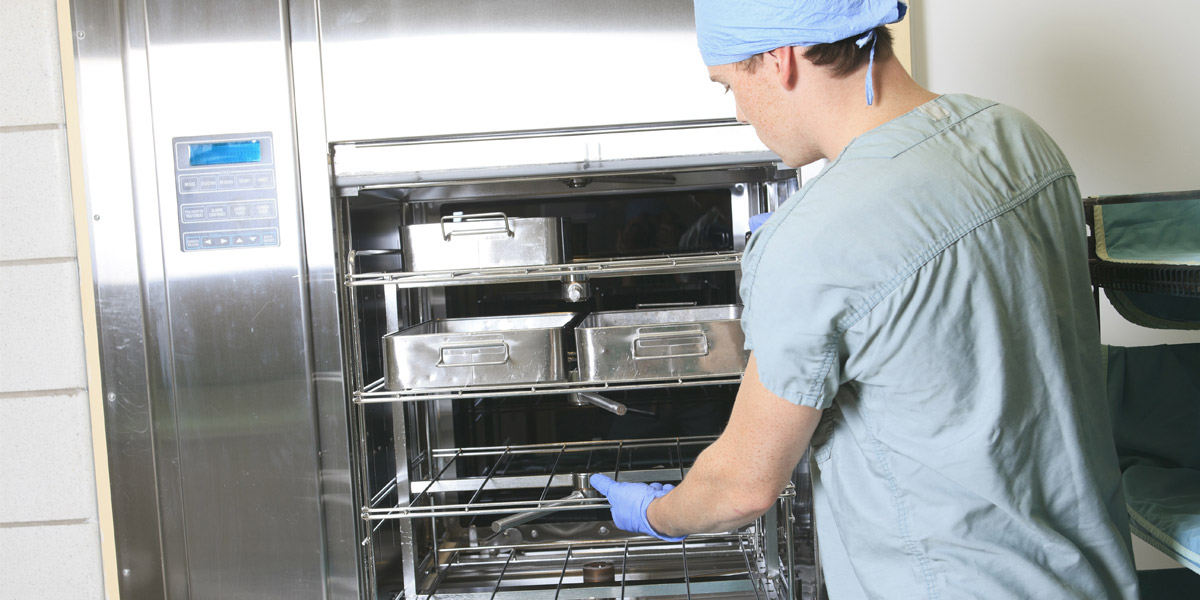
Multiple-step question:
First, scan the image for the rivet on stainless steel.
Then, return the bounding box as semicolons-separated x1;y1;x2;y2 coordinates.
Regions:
93;214;100;221
106;392;116;402
77;31;85;39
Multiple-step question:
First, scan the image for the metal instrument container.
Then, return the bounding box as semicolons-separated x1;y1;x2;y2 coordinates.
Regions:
400;212;567;272
383;312;576;389
576;305;748;382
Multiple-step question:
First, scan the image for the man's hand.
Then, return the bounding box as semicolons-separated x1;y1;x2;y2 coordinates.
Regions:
589;474;686;542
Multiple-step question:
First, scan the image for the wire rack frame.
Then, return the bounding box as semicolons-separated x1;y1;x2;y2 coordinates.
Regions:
345;251;744;289
414;533;785;600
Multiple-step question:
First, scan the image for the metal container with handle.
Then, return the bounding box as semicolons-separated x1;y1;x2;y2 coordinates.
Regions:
575;305;748;382
400;212;568;272
383;312;576;389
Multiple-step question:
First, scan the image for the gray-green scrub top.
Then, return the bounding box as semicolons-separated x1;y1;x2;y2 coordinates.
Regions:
740;94;1139;599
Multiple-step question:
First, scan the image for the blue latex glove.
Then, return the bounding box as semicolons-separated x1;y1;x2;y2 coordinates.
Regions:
590;473;686;542
749;212;773;233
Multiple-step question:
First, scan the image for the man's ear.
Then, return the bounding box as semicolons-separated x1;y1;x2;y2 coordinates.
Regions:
767;46;800;90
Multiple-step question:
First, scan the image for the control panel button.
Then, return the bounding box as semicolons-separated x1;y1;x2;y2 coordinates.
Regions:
198;176;219;191
235;173;254;188
181;206;207;222
206;204;230;220
217;175;236;189
252;201;276;218
261;230;278;246
230;203;251;219
180;176;199;193
184;235;202;250
253;171;274;188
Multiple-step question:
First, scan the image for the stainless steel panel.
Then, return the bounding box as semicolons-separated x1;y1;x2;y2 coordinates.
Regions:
384;313;575;389
75;0;342;596
289;0;365;595
318;0;744;142
333;123;777;190
141;0;326;594
71;0;182;596
576;305;748;382
401;214;566;272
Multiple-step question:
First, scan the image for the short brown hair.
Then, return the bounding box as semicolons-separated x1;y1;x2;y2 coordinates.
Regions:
735;25;894;78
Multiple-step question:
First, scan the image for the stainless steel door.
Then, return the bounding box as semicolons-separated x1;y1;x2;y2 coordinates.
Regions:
70;0;358;597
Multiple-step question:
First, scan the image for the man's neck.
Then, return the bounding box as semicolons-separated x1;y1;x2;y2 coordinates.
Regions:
817;57;939;160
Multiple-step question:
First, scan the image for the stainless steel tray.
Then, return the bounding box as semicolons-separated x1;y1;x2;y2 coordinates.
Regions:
401;212;566;272
575;305;747;382
384;313;576;390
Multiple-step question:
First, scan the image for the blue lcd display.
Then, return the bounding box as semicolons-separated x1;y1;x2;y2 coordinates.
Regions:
189;140;262;166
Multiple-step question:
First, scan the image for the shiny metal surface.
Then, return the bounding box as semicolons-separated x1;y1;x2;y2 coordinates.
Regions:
70;1;173;595
383;313;576;389
401;214;567;272
349;251;744;289
576;305;749;382
143;0;328;593
332;123;777;190
359;373;745;403
318;0;747;143
73;0;347;597
569;392;628;416
288;0;364;595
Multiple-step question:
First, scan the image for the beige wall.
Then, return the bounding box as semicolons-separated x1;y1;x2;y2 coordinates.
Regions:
0;0;105;597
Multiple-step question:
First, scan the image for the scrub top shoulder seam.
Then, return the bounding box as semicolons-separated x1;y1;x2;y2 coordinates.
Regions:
836;166;1077;335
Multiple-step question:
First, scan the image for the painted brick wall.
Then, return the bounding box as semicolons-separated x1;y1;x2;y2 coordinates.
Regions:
0;0;105;597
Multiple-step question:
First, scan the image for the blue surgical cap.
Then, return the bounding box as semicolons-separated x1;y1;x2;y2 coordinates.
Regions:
694;0;908;104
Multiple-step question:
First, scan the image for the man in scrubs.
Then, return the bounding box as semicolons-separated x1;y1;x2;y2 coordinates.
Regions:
590;1;1140;597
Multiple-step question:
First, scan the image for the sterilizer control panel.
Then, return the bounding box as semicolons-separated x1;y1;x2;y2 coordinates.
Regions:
171;132;279;252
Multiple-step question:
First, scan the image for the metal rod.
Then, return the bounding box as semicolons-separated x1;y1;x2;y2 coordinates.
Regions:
538;446;567;502
345;252;743;288
490;490;587;533
552;544;574;600
784;496;796;600
408;449;462;509
619;540;630;600
571;392;627;416
466;448;512;507
613;440;624;482
432;435;717;459
356;375;744;404
489;549;516;600
423;549;461;600
370;477;398;508
436;531;743;553
681;539;693;600
739;533;764;600
367;496;610;520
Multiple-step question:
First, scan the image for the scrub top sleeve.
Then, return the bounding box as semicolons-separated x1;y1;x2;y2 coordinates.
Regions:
740;239;848;411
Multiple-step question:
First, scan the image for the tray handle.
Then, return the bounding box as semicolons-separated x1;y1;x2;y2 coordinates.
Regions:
436;339;510;367
632;324;709;360
440;212;514;240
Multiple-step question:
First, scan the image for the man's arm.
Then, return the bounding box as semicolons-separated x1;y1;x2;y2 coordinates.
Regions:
647;352;822;536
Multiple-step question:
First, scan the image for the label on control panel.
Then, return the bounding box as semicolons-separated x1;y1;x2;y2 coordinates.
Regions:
172;132;279;252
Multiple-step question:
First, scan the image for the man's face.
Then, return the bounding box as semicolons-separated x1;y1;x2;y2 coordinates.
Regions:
707;57;821;167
